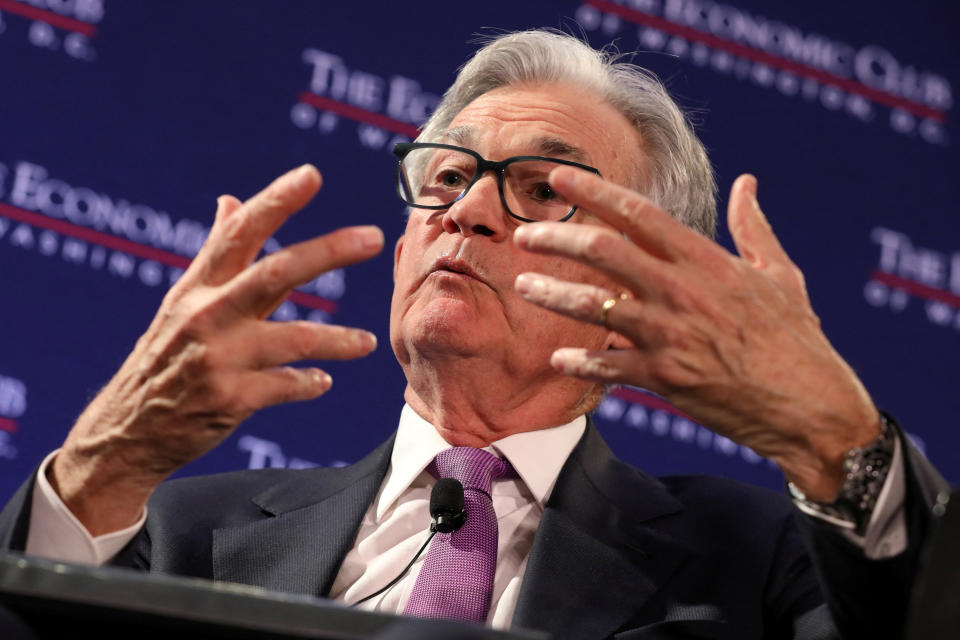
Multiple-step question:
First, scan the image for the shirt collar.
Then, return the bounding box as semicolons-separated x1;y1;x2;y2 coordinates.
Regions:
375;403;586;521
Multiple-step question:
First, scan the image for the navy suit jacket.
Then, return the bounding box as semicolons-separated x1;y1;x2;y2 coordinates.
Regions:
0;422;946;639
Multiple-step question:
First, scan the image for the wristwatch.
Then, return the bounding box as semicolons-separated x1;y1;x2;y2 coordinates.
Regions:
788;411;896;536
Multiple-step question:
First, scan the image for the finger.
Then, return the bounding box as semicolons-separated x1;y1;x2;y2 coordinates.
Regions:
215;194;243;223
727;175;791;269
727;175;809;300
547;166;725;264
200;165;323;284
549;347;650;385
240;366;334;409
516;272;673;348
515;273;619;324
235;321;377;369
514;222;669;297
225;225;384;316
166;195;247;293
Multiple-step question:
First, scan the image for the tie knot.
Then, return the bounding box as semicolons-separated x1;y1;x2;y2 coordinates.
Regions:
430;447;512;494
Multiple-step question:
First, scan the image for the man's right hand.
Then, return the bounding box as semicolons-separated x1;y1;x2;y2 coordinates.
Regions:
48;165;384;536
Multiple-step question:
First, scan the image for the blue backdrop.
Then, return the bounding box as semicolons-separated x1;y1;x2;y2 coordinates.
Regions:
1;0;957;502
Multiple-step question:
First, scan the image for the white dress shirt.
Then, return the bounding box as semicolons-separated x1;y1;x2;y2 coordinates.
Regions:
25;403;907;629
328;405;585;628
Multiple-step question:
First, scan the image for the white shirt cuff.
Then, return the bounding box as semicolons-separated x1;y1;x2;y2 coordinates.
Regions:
24;450;146;566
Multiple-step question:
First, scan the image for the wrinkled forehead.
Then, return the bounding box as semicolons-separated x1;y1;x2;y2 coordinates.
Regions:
439;125;593;165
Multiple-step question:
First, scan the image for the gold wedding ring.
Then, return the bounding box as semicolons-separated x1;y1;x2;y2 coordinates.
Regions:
599;293;629;327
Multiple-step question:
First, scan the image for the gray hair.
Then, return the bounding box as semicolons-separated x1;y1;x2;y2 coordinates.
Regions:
418;30;717;238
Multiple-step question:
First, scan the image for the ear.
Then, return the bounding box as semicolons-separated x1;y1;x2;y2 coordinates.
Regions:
392;234;405;282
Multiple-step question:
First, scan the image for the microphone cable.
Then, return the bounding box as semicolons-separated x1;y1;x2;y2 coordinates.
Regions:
351;477;467;608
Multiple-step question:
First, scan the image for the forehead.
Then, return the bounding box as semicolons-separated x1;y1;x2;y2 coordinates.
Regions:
442;83;644;187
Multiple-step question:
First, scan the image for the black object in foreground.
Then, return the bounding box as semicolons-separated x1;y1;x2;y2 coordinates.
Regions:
0;553;547;639
905;489;960;640
430;478;467;534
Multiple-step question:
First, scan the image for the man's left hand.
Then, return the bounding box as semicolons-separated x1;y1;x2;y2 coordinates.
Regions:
513;168;880;501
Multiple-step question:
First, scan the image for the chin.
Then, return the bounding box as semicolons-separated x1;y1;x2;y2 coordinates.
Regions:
417;295;483;331
403;308;487;361
409;327;481;360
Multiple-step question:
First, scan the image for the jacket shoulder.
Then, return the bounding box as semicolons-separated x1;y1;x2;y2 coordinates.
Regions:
658;473;793;515
656;473;796;543
146;465;348;531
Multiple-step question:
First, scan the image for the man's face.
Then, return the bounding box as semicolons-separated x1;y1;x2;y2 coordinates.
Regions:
390;83;644;392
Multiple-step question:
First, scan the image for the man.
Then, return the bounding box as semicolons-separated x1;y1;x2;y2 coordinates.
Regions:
0;30;947;639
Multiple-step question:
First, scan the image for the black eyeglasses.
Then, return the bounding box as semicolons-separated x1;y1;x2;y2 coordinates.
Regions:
393;142;601;223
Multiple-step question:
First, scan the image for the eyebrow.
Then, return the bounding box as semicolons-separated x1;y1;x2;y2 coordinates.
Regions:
441;126;475;146
439;127;591;165
533;137;590;164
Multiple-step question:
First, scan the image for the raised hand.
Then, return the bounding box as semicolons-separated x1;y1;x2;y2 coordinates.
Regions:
50;165;384;534
513;168;880;501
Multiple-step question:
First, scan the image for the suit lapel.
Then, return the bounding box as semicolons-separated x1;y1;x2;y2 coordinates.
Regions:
208;420;691;636
513;423;693;639
212;436;394;596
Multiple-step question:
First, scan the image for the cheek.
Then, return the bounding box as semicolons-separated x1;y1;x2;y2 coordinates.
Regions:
512;265;610;344
545;253;617;291
389;245;424;329
393;227;431;293
518;302;610;356
393;257;416;294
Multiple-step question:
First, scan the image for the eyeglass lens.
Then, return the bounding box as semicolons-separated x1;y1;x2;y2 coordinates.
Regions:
398;147;575;221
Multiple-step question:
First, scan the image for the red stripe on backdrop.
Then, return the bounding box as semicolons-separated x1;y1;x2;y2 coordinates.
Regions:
0;417;17;434
297;92;421;139
0;202;338;313
872;270;960;309
585;0;945;123
0;202;192;268
0;0;97;37
610;387;695;421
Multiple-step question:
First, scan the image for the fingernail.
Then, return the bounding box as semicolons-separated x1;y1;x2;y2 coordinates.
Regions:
750;190;766;219
355;226;384;250
293;164;316;190
515;273;544;297
360;331;377;351
513;225;542;246
549;166;577;189
741;175;761;210
515;273;532;294
314;370;332;390
550;348;576;373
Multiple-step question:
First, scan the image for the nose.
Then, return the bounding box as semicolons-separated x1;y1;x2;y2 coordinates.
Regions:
440;173;509;241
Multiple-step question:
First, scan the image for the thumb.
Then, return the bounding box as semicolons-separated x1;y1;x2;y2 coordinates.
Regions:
214;194;243;224
727;174;790;270
176;195;245;291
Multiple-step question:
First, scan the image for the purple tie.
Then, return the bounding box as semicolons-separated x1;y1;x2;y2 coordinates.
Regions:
403;447;513;623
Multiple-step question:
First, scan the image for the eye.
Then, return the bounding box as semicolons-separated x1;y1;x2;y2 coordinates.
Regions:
530;182;556;202
439;170;464;187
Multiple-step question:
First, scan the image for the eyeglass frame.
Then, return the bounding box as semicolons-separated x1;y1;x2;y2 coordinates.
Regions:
393;142;602;223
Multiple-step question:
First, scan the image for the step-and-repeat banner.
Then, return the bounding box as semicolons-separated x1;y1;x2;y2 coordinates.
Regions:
1;0;957;500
